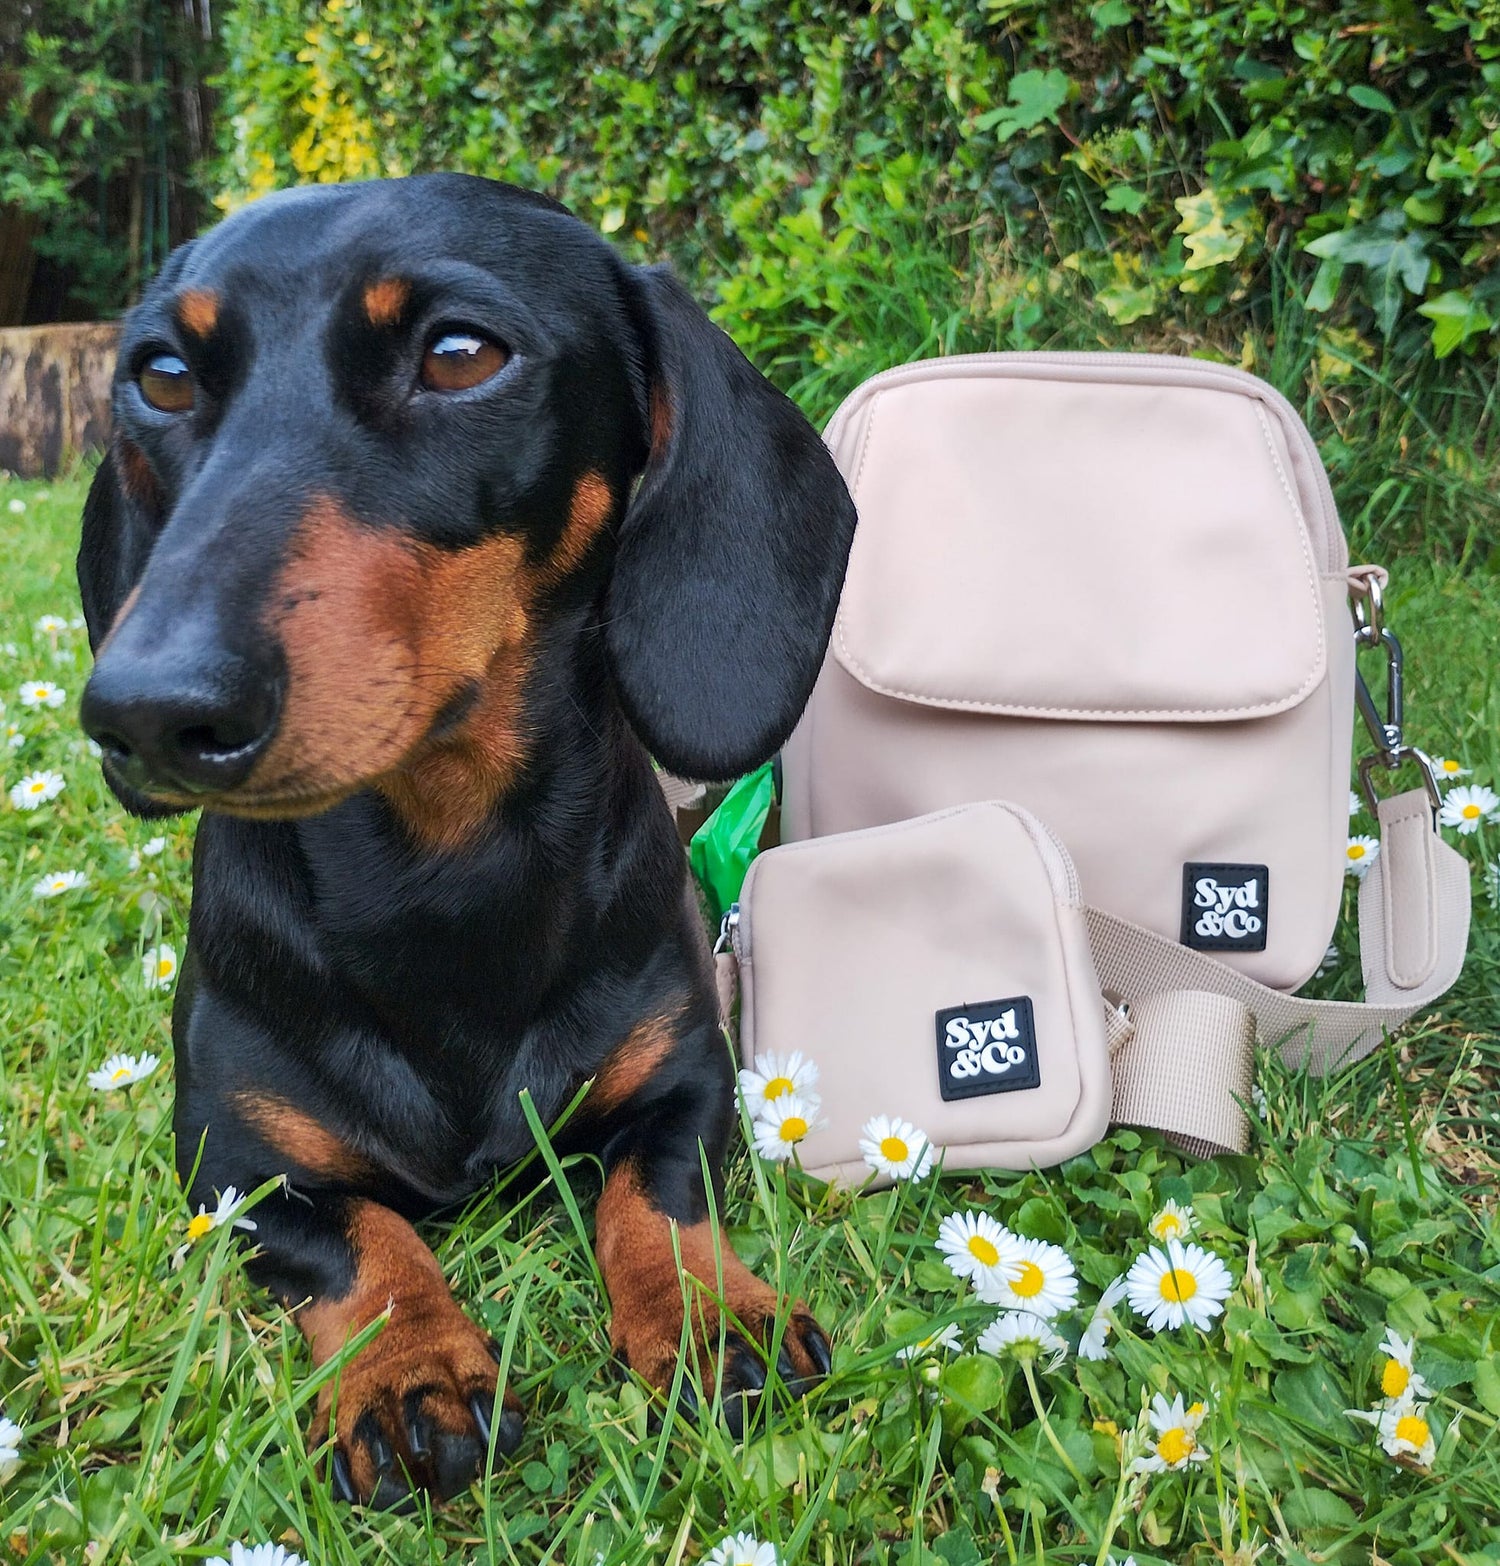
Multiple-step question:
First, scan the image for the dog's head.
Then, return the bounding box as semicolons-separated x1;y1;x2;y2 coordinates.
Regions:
78;175;856;836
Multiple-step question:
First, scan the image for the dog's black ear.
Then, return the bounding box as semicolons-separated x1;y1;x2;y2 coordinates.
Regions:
604;266;857;782
78;441;156;653
77;441;182;818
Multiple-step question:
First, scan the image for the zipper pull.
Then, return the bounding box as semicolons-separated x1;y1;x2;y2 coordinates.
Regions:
714;902;741;957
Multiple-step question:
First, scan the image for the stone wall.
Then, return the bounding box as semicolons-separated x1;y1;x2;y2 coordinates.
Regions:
0;322;121;479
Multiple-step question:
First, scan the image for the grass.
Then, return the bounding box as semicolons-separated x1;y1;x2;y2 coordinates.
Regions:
0;409;1498;1566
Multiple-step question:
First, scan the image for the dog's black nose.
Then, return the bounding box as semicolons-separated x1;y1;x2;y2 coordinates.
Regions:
81;655;280;796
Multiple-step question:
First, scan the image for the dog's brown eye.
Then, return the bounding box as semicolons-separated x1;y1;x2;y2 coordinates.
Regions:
421;332;508;392
139;353;195;413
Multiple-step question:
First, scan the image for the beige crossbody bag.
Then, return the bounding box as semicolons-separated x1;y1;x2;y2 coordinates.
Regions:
725;353;1471;1178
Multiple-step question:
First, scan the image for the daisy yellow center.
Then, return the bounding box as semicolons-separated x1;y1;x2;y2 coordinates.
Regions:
186;1213;214;1242
1394;1413;1429;1447
110;1067;132;1082
1159;1267;1199;1302
1443;761;1460;772
779;1115;808;1142
1348;844;1366;860
880;1135;910;1162
763;1075;793;1101
27;780;45;794
1157;1426;1195;1465
1381;1358;1410;1398
967;1235;1000;1268
1153;1214;1185;1239
1462;803;1481;819
157;958;174;978
1011;1260;1046;1298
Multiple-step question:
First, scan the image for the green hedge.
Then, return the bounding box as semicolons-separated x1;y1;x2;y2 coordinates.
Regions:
216;0;1500;380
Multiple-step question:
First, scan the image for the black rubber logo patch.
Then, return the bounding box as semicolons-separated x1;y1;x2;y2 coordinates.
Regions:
1182;863;1269;952
936;996;1040;1101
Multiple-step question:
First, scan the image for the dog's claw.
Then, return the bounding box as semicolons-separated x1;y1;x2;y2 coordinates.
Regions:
469;1393;493;1448
803;1323;833;1380
331;1449;357;1504
496;1405;525;1456
405;1409;433;1461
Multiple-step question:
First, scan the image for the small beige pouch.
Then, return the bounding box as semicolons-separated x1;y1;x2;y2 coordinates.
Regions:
734;800;1112;1184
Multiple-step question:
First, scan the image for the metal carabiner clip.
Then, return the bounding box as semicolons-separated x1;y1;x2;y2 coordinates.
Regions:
1350;580;1441;820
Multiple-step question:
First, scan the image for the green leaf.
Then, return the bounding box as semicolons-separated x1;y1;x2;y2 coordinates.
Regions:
1417;289;1495;357
1102;183;1147;214
976;69;1069;143
1281;1487;1359;1530
1348;84;1396;113
1274;1362;1353;1433
1472;1357;1500;1416
942;1354;1005;1415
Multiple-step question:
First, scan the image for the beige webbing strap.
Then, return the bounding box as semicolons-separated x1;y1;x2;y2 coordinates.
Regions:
1110;991;1256;1156
1087;788;1471;1158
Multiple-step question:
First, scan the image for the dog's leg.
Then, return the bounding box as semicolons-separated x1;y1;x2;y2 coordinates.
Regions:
237;1189;523;1508
590;1023;832;1432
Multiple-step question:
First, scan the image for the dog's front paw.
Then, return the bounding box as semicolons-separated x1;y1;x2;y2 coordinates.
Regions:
310;1307;523;1509
611;1264;832;1436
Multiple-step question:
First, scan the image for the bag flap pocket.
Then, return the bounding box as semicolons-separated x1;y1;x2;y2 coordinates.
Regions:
833;372;1327;721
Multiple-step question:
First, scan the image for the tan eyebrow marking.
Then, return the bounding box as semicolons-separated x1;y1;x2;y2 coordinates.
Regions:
177;289;219;338
362;277;410;328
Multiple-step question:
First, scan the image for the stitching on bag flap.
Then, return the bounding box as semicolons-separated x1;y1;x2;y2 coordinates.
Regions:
834;385;1327;720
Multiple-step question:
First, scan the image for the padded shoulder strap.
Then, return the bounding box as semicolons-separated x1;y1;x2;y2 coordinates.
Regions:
1098;787;1471;1154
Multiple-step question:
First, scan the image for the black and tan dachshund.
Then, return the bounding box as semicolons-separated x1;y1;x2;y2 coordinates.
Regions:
75;173;857;1509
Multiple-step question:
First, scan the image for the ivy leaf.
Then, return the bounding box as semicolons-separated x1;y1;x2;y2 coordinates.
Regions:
976;69;1070;144
1417;289;1496;357
1174;189;1247;271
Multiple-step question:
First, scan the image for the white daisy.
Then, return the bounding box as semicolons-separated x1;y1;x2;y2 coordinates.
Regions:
208;1545;309;1566
0;1412;21;1481
10;769;65;809
1315;940;1340;978
1349;788;1363;816
32;869;88;898
1106;1557;1138;1566
1439;784;1500;835
1345;835;1380;878
1375;1328;1432;1403
895;1323;962;1362
35;615;67;635
18;680;65;709
1130;1393;1210;1473
702;1532;780;1566
751;1093;820;1162
141;835;167;856
859;1114;934;1181
87;1051;161;1092
976;1310;1068;1371
1078;1275;1129;1361
737;1051;819;1119
975;1235;1078;1318
1148;1198;1195;1243
7;498;24;515
1125;1240;1233;1332
1431;756;1471;781
935;1210;1024;1294
142;943;179;990
5;724;22;749
174;1186;259;1267
1345;1397;1437;1466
